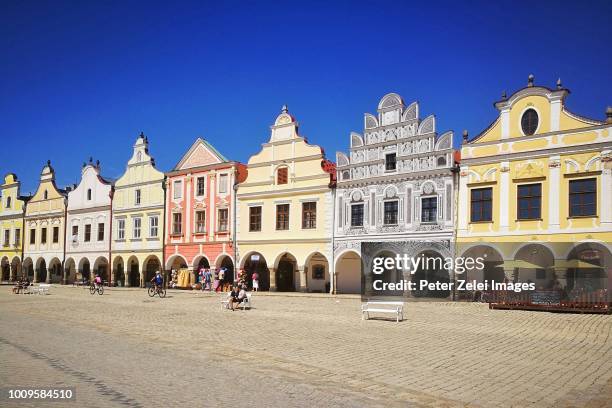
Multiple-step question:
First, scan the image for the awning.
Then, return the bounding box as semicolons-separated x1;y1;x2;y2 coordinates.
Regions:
552;260;603;269
499;260;546;269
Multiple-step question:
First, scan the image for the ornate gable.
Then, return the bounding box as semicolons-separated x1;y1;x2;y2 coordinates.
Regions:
174;138;227;171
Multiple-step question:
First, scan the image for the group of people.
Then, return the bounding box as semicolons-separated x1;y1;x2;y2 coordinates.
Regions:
12;276;31;294
226;283;248;311
196;267;229;292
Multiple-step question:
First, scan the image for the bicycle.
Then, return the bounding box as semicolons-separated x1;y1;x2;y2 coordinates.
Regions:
148;284;166;298
89;283;104;295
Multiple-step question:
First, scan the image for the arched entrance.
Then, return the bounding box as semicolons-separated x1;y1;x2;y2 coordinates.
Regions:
10;257;22;282
78;258;91;283
36;258;47;283
1;257;9;281
413;251;450;298
127;256;140;287
216;255;234;284
49;258;62;283
144;256;161;285
566;242;611;295
368;250;403;298
113;257;125;287
23;258;33;280
241;252;270;291
460;245;504;286
305;252;329;293
335;250;362;294
276;253;297;292
93;257;109;283
64;258;76;284
514;244;554;289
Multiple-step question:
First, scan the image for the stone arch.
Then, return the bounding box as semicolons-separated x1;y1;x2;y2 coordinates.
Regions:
10;256;22;282
22;257;34;280
334;249;361;294
48;257;62;284
78;257;92;283
112;256;125;287
93;256;109;283
126;255;140;287
514;243;555;287
565;242;611;294
215;254;235;283
240;251;270;291
274;252;297;292
35;257;46;283
166;253;189;271
304;251;330;293
412;250;451;298
64;257;76;284
1;256;9;281
143;255;162;286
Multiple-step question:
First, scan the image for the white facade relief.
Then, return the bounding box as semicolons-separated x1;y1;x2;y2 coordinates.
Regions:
334;93;457;257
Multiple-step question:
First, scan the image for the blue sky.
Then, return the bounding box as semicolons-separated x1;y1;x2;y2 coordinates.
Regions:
1;0;611;194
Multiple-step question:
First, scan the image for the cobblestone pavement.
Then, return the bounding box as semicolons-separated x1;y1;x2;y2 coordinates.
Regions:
1;286;611;407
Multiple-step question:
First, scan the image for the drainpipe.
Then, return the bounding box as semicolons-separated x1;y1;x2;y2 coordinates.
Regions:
20;200;26;279
232;169;238;279
451;159;460;302
62;196;67;284
161;176;167;287
331;187;336;295
108;187;114;286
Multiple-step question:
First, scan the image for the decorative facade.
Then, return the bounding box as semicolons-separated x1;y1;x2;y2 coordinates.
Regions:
23;161;67;283
236;106;336;292
0;174;29;282
65;159;113;284
111;133;165;287
457;76;612;294
334;93;457;294
164;138;246;283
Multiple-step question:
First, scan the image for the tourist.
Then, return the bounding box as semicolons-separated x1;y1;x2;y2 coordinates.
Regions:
218;267;225;292
252;271;259;292
213;268;220;292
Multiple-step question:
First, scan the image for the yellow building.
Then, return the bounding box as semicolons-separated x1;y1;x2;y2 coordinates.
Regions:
457;76;612;294
236;106;336;292
23;161;67;283
0;173;28;282
111;133;165;287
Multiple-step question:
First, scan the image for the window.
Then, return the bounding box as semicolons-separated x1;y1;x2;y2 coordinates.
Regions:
172;213;182;235
471;188;492;222
14;229;20;246
117;219;125;240
6;196;11;208
196;177;205;196
30;228;35;245
277;167;288;185
421;197;438;223
87;189;92;200
173;180;182;199
521;109;538;136
385;153;397;171
72;225;78;240
3;230;9;247
133;217;141;239
218;174;228;194
149;216;158;237
195;210;206;233
276;204;290;230
351;204;364;227
517;183;541;220
135;189;141;205
43;190;48;199
302;202;317;229
41;227;47;244
84;224;91;242
53;227;59;243
569;178;596;217
98;223;105;241
218;209;228;231
383;201;398;225
249;206;262;231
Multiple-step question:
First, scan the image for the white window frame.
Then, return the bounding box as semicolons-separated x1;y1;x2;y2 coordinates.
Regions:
117;219;125;240
173;180;183;200
149;215;159;237
133;217;141;239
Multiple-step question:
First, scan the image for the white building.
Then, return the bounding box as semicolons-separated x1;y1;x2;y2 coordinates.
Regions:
64;159;113;284
334;93;457;294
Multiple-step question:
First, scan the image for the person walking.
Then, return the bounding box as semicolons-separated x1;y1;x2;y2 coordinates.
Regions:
218;267;225;292
252;271;259;292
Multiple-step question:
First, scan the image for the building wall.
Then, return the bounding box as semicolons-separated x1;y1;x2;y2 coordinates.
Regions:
23;162;67;283
236;107;335;292
111;134;165;287
65;162;113;283
0;173;27;281
457;77;612;291
164;138;244;281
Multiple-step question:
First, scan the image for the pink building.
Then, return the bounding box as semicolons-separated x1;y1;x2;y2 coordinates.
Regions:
164;138;246;284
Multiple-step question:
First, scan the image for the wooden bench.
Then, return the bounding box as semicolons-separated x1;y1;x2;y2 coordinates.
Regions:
37;283;51;295
221;293;253;310
361;301;404;322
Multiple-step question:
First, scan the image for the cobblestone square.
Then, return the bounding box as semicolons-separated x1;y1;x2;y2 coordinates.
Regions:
1;286;611;407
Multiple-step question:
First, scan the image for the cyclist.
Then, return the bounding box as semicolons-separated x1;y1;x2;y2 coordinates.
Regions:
94;274;102;289
150;271;164;293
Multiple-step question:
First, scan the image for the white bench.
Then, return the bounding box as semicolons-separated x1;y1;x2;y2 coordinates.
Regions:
221;293;253;310
37;283;51;295
361;301;404;322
